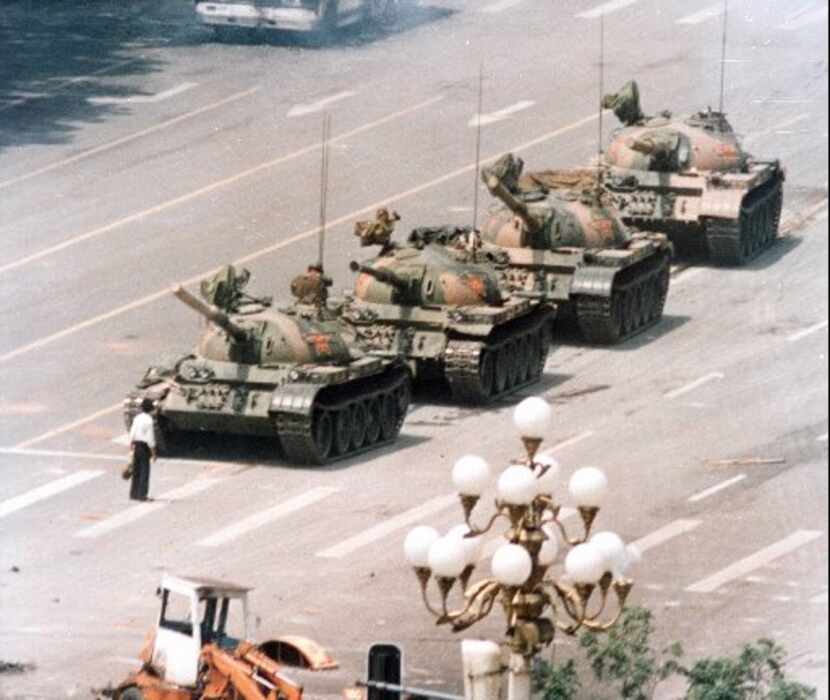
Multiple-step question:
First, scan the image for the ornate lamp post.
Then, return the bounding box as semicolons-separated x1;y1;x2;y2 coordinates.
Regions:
404;397;639;700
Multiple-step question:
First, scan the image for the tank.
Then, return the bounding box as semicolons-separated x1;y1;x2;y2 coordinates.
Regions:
123;265;410;465
475;153;673;345
340;229;557;404
600;80;785;265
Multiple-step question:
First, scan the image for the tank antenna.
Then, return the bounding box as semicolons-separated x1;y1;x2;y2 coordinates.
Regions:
472;63;484;234
596;11;606;193
718;0;728;112
317;113;331;273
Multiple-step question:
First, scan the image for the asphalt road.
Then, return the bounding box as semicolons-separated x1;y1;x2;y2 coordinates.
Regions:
0;0;827;698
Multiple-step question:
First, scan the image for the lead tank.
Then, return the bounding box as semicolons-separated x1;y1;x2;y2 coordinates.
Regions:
124;265;410;465
341;228;556;404
476;154;673;345
601;80;785;265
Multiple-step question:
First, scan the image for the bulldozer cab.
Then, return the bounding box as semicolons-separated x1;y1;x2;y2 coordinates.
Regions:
153;574;251;687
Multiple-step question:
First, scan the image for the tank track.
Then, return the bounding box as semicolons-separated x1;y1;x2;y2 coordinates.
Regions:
274;365;411;465
574;251;671;345
705;176;784;266
444;311;554;404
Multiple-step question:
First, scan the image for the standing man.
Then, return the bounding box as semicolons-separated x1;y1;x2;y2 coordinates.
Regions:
128;399;157;501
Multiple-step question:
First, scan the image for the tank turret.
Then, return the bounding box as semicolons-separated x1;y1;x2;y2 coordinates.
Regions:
173;285;249;343
601;80;785;264
349;261;412;296
484;174;544;238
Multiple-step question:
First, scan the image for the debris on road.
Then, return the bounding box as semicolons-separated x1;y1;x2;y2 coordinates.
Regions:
705;457;786;468
0;660;35;674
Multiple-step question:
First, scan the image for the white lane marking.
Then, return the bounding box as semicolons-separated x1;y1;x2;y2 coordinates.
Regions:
577;0;639;19
780;5;828;30
478;508;576;562
316;493;459;559
0;95;442;279
0;87;259;191
686;530;823;593
287;90;358;117
0;447;123;462
664;372;724;400
787;320;828;343
15;402;121;449
630;519;701;553
88;82;198;105
818;433;829;443
197;487;338;547
0;471;103;519
780;197;829;234
548;430;595;452
112;433;131;446
810;592;828;604
74;477;224;539
0;110;598;365
744;114;811;145
676;3;722;24
470;101;535;127
482;0;523;13
0;58;139;113
688;475;747;503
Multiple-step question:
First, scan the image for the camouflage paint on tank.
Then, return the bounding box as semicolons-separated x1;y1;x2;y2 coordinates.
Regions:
600;80;786;265
353;244;504;307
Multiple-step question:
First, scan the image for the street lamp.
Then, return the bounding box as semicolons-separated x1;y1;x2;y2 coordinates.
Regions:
403;396;638;700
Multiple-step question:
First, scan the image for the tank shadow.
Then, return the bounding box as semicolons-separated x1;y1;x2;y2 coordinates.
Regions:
667;235;802;271
160;430;430;471
552;314;691;350
204;4;456;48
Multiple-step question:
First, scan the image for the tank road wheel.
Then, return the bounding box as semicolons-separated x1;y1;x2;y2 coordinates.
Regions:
395;380;411;423
494;345;509;394
505;340;521;389
380;393;398;440
365;398;382;445
477;349;496;399
350;402;368;449
770;185;783;236
119;688;145;700
311;411;334;462
516;335;532;384
528;329;544;380
333;409;353;456
655;266;670;318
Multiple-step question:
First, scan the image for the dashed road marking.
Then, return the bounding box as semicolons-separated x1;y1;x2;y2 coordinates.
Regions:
779;4;828;30
0;87;260;191
631;519;702;552
676;3;722;24
664;372;724;400
787;320;828;343
0;110;598;366
688;475;747;503
74;477;225;539
88;82;198;105
0;95;443;279
0;58;139;113
686;530;823;593
316;493;458;559
197;487;339;547
0;470;104;519
482;0;524;13
15;402;122;449
548;430;594;452
577;0;639;19
469;100;535;127
287;90;358;118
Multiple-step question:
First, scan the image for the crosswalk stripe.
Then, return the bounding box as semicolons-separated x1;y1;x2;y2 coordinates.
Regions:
631;519;701;553
316;494;458;559
577;0;639;19
0;470;104;519
197;487;339;547
74;477;224;539
676;3;722;24
688;475;746;503
686;530;823;593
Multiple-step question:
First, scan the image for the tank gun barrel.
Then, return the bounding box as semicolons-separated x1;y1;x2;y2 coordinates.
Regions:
173;285;248;342
484;174;542;234
349;260;409;292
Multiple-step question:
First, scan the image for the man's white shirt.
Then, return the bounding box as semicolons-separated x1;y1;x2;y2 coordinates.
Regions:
129;413;157;449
